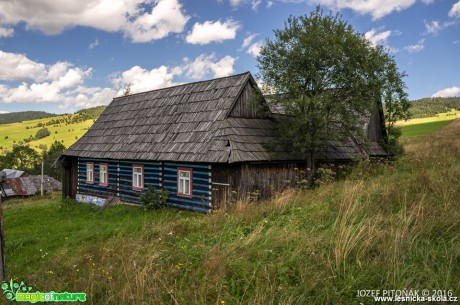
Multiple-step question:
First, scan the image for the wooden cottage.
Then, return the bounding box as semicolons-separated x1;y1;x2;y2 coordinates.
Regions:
59;72;386;212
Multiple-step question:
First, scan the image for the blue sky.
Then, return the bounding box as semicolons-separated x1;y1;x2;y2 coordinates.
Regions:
0;0;459;114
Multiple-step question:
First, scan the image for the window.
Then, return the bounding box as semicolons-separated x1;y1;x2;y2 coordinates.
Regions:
177;168;192;197
99;163;108;186
132;165;144;190
86;162;94;184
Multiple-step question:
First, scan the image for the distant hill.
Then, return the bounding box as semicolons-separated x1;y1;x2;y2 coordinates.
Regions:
0;106;107;153
0;111;57;124
409;97;460;118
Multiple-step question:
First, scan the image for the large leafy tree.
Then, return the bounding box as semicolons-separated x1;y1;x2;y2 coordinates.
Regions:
257;8;410;178
42;141;67;181
0;145;41;174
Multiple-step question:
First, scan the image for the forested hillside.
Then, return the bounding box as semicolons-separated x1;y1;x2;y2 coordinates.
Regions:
409;97;460;118
0;111;57;124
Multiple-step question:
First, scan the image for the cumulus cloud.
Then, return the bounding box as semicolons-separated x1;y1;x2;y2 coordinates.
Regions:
404;39;425;53
183;54;236;79
186;20;240;45
421;0;434;4
0;50;47;82
124;0;190;43
111;53;237;94
112;65;181;95
0;50;237;110
0;26;14;38
60;87;117;110
432;86;460;97
0;50;94;104
449;1;460;18
312;0;416;20
0;0;189;43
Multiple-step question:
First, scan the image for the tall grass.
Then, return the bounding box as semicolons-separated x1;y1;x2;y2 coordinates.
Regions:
3;120;460;304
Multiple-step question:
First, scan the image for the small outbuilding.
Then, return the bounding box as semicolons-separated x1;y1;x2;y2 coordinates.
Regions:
59;72;386;212
1;169;62;197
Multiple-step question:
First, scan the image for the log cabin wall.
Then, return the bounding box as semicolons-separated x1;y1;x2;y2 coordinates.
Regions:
211;162;305;209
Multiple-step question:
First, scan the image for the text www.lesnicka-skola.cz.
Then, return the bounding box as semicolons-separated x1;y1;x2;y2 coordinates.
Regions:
356;289;458;303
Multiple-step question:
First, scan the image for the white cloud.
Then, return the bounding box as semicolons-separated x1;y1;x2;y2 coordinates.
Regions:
0;50;237;110
0;26;14;38
112;53;237;95
0;50;48;82
365;28;392;47
186;20;240;45
241;33;263;57
0;0;189;43
89;39;99;49
424;20;441;34
0;50;93;104
124;0;190;43
432;86;460;97
242;33;258;48
421;0;434;4
60;87;117;110
0;111;9;114
228;0;263;10
183;54;236;79
449;1;460;18
112;65;180;95
247;41;263;57
404;39;425;53
312;0;416;20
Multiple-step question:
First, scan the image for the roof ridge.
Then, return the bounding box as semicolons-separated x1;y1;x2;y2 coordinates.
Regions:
113;71;252;100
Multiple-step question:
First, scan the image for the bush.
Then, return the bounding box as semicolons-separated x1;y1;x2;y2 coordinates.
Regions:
140;188;169;210
35;127;51;140
384;126;404;158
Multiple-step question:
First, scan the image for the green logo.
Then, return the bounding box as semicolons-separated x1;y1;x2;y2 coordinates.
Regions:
1;279;86;303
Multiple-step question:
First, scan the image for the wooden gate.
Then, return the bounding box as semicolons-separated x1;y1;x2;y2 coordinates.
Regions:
211;182;230;210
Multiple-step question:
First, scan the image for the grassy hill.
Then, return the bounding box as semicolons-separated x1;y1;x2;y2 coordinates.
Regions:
3;118;459;304
397;110;459;138
0;106;105;153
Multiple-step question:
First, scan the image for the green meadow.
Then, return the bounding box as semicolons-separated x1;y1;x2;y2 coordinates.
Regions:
0;115;94;152
398;110;458;138
2;118;460;304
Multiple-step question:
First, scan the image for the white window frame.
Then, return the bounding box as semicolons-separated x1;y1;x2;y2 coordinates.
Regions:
177;168;192;198
132;165;144;191
86;162;94;184
99;163;108;186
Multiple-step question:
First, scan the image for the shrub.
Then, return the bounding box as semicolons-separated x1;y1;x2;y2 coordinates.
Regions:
140;187;169;210
35;127;51;140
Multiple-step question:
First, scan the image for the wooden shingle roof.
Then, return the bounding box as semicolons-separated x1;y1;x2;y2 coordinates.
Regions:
63;72;386;163
64;72;272;163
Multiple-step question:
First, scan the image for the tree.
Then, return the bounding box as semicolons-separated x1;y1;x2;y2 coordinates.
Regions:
257;7;410;181
123;83;132;96
42;141;67;181
35;127;51;140
0;146;41;174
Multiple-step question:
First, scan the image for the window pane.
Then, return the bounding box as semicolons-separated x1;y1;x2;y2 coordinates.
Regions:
184;181;190;195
